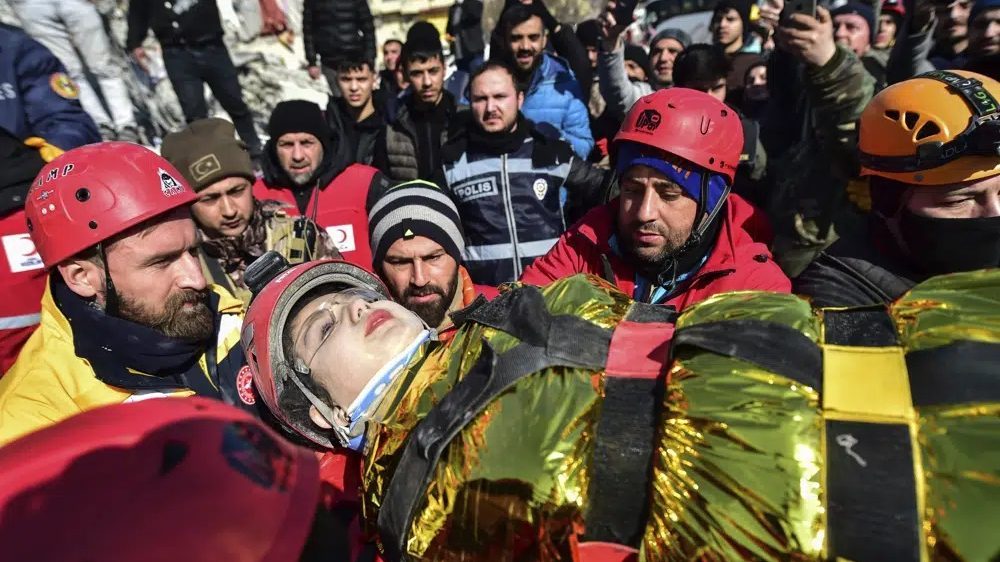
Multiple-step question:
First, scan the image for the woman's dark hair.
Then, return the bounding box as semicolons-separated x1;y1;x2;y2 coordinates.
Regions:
672;44;732;88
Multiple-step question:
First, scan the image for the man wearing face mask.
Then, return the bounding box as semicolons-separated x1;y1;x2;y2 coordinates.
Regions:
794;70;1000;306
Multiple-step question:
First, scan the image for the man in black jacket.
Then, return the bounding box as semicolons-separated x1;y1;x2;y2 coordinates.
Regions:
325;58;384;165
374;22;462;181
438;61;610;285
127;0;262;158
447;0;485;72
303;0;376;96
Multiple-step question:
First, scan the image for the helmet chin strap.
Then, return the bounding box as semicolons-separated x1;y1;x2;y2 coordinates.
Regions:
98;242;121;317
653;173;731;288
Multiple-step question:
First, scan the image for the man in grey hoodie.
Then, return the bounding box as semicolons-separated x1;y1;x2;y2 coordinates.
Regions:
596;3;690;118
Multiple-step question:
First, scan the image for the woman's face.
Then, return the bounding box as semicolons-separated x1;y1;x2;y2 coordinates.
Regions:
288;289;425;417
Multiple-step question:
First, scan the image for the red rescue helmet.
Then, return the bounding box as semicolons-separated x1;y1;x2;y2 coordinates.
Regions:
25;142;198;267
0;397;320;562
613;88;744;184
242;257;390;448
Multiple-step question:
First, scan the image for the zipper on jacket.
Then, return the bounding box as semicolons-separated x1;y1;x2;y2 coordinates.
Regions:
499;154;522;277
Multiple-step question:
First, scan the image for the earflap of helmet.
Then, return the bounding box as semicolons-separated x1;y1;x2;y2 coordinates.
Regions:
266;261;390;449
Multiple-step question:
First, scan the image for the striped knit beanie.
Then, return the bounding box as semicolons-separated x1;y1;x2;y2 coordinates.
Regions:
367;180;466;267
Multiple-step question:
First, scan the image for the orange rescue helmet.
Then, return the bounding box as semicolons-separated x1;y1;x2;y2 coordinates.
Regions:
859;70;1000;186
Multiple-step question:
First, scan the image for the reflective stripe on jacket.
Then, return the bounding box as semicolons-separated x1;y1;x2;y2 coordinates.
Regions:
444;137;571;285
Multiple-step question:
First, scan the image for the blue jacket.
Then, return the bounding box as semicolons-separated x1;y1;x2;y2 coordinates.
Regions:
0;24;99;150
521;53;593;160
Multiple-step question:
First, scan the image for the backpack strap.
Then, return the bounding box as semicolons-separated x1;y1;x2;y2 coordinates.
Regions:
584;302;675;546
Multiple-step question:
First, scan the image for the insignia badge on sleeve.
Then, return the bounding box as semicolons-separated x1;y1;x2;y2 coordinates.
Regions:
49;73;80;100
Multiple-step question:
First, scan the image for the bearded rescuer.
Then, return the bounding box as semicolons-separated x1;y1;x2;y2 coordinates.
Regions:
794;70;1000;306
0;143;251;446
520;87;790;310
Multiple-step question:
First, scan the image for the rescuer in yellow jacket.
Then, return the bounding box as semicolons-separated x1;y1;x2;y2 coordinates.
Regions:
0;143;252;446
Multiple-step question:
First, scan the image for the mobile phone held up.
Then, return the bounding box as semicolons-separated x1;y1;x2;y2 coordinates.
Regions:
613;0;639;25
784;0;817;20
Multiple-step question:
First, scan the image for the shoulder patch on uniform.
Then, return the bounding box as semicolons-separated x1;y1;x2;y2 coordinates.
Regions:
49;72;79;99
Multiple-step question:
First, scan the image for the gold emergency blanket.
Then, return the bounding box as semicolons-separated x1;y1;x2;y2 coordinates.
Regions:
361;274;637;560
642;270;1000;561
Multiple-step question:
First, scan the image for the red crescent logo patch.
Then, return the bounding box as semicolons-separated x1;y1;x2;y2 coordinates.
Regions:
236;365;256;405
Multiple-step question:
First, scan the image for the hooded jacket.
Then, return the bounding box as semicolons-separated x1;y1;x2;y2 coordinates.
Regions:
0;277;248;446
520;53;594;159
253;128;388;268
519;193;790;310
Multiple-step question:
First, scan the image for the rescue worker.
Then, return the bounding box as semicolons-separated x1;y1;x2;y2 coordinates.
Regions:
794;70;1000;306
161;117;340;304
0;23;100;373
0;143;250;446
520;87;790;310
0;129;48;374
0;24;99;150
253;100;389;268
367;180;497;337
0;397;344;561
440;61;611;285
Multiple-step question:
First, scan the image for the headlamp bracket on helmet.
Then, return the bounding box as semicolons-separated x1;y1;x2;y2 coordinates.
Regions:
245;251;294;300
859;71;1000;174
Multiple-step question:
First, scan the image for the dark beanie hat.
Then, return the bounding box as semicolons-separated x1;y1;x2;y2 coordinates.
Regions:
405;21;443;53
368;180;466;267
624;45;652;80
831;1;877;43
576;19;601;49
266;100;330;143
651;26;693;50
161;118;253;192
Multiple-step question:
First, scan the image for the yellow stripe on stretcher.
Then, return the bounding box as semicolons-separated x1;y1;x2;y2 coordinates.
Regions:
821;345;914;423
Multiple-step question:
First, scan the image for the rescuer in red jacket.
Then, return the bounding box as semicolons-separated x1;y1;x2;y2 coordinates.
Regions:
520;88;790;309
252;100;391;269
